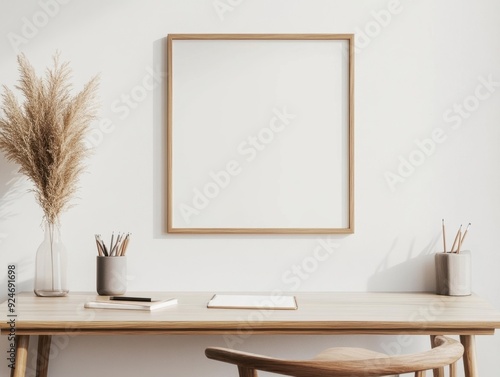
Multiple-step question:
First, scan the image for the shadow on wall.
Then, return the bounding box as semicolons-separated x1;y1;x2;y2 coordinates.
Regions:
368;236;439;292
0;156;35;298
0;153;28;205
0;162;27;245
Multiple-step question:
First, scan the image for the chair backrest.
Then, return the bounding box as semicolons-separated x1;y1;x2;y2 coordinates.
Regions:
205;335;464;377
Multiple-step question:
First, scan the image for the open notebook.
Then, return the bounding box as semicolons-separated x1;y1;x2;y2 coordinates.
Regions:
207;294;297;310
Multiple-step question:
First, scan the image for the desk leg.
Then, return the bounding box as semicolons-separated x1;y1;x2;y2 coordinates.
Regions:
36;335;52;377
430;335;444;377
460;335;479;377
12;335;29;377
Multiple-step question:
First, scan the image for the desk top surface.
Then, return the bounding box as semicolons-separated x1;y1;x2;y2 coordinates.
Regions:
2;292;500;335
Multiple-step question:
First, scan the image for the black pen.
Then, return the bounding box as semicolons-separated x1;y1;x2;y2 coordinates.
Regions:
110;296;152;302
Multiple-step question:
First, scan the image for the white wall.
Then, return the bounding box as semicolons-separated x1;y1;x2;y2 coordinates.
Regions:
0;1;499;376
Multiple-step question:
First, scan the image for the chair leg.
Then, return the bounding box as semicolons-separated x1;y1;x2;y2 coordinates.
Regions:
430;335;444;377
415;371;426;377
460;335;479;377
450;361;457;377
238;366;257;377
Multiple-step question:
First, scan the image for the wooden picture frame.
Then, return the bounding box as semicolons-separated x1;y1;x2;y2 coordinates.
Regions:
167;34;354;234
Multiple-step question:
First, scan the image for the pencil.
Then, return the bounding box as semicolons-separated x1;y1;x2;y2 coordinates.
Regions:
111;233;121;256
98;235;108;256
442;219;447;252
450;224;462;253
118;233;129;256
95;236;104;256
457;229;462;254
110;232;114;256
460;223;471;246
121;234;131;256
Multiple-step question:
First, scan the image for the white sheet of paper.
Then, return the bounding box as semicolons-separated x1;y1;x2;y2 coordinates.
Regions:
207;294;297;310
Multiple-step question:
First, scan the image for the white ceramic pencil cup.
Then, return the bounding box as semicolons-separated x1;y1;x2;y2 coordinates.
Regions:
96;256;127;296
435;251;471;296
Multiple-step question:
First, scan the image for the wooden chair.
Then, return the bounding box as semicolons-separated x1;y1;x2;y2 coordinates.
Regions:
205;335;463;377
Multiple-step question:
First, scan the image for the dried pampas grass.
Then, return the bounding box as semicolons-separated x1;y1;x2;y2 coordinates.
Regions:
0;53;99;225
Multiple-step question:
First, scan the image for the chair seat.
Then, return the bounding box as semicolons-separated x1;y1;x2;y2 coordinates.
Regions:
206;335;463;377
313;347;397;377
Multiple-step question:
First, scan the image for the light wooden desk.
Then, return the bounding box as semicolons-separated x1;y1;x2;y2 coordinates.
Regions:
2;292;500;377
